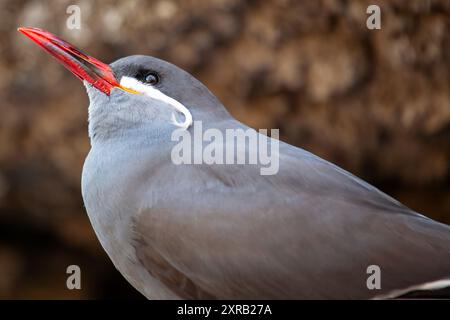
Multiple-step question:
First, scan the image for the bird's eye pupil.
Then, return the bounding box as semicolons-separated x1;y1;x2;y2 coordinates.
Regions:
144;72;159;85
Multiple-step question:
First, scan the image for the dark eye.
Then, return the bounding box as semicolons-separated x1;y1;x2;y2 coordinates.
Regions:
143;72;159;85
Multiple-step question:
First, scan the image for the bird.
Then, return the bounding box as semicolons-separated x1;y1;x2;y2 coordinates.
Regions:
19;27;450;299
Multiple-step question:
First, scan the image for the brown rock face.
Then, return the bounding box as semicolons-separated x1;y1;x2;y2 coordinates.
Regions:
0;0;449;298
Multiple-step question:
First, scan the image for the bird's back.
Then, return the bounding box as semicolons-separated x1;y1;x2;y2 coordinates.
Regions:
136;144;450;298
83;119;450;299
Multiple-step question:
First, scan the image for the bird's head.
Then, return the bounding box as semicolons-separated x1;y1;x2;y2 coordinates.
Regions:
18;27;228;141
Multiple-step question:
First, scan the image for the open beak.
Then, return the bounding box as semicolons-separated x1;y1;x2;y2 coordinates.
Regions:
18;27;123;95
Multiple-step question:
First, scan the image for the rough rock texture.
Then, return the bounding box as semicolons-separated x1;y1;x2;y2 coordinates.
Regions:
0;0;448;298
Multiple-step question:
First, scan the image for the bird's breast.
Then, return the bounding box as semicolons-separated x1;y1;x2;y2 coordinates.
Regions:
81;142;179;298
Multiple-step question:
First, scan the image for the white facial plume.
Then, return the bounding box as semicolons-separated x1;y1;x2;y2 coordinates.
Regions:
120;76;193;129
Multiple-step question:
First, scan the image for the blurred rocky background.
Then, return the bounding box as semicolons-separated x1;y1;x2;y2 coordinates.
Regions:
0;0;449;298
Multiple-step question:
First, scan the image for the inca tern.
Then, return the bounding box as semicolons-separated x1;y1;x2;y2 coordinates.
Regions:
18;27;450;299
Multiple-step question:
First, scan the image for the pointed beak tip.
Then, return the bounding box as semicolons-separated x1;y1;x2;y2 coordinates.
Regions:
17;26;120;95
17;26;32;34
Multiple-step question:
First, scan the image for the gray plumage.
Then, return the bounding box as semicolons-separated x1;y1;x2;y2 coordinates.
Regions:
81;55;450;299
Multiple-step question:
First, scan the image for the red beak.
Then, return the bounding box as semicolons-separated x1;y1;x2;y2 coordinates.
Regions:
18;27;120;95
